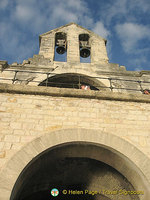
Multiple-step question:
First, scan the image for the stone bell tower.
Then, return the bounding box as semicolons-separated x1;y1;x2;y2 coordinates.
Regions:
39;23;108;64
0;23;150;200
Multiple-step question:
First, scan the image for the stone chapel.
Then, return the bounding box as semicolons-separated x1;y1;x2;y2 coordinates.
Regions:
0;23;150;200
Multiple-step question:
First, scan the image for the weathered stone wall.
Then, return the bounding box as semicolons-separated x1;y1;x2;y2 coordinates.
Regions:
39;23;108;64
0;84;150;171
0;23;150;200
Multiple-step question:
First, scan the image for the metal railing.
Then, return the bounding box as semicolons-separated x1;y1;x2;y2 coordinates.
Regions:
0;69;150;93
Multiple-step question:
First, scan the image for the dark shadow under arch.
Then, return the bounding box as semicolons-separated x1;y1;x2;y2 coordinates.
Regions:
38;73;107;90
0;128;150;200
11;142;140;200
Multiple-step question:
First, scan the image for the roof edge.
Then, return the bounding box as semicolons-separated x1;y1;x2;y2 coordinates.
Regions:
39;22;107;42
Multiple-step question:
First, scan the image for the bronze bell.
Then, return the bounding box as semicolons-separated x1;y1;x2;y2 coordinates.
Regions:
80;48;90;58
56;46;66;54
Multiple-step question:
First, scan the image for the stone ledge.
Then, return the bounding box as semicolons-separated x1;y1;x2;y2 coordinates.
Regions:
0;83;150;103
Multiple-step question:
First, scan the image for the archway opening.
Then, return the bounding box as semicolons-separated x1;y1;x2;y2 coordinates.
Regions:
11;143;140;200
38;73;106;90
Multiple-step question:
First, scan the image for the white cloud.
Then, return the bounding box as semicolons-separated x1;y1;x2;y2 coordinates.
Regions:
49;0;92;27
66;0;87;12
10;0;92;33
131;56;147;70
15;5;36;21
0;0;9;9
98;0;150;26
92;21;110;38
100;0;127;26
1;0;149;71
115;23;150;53
50;6;78;24
129;0;150;13
0;0;95;63
0;21;37;63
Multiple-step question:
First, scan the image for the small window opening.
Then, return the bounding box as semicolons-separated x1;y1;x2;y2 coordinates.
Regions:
54;32;67;62
79;34;91;63
39;74;99;90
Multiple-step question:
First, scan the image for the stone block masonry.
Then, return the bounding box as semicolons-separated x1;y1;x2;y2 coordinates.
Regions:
0;23;150;200
0;84;150;170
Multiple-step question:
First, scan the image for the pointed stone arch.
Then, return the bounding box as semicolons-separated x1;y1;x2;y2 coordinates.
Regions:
0;128;149;200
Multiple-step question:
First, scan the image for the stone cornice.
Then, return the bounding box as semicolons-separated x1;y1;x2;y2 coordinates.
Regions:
0;83;150;103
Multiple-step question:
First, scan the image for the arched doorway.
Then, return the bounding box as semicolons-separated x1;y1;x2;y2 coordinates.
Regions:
11;143;141;200
0;129;149;200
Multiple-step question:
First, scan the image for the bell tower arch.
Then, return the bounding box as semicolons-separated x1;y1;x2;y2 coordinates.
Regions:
39;23;109;64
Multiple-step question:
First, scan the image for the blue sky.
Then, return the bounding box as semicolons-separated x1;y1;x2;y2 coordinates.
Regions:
0;0;150;71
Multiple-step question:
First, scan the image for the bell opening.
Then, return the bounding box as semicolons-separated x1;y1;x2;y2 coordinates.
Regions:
79;33;91;63
54;32;67;62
